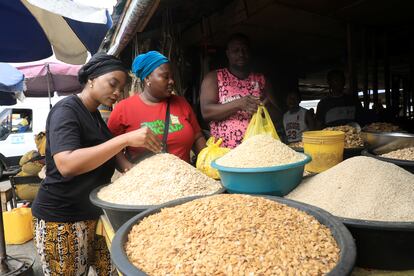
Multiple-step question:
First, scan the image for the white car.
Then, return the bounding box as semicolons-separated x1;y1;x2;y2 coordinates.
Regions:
0;96;65;177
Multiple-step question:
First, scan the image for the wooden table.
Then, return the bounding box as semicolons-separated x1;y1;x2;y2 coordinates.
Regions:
96;215;115;250
0;181;13;211
96;215;123;276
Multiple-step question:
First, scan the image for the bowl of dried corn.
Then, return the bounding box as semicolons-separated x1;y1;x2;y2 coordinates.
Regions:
111;194;356;276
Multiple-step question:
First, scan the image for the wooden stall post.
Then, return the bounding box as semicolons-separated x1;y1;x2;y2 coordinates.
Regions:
409;37;414;118
362;27;369;110
372;30;379;106
347;23;358;99
391;75;400;118
383;31;391;110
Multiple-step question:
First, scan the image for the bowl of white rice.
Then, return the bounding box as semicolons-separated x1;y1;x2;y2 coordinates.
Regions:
211;135;311;196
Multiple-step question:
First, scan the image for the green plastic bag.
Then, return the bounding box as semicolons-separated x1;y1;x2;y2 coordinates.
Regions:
243;105;280;142
196;137;230;179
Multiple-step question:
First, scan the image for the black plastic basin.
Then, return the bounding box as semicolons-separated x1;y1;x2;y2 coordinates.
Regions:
361;149;414;173
111;195;356;276
89;184;226;231
339;217;414;270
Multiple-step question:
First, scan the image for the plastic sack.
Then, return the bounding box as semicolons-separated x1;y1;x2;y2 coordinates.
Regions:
243;105;280;141
196;137;231;179
35;131;46;156
2;207;33;244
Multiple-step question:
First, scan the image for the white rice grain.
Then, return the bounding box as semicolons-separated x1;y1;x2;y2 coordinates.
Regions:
287;156;414;222
216;134;306;168
98;153;222;205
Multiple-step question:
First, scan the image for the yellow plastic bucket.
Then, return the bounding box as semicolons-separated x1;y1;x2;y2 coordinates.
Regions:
303;130;345;173
2;207;34;244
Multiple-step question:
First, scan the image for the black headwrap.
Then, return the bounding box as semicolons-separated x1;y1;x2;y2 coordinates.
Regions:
78;52;128;84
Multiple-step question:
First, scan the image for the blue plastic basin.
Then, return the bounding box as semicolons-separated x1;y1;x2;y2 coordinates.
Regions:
211;154;311;196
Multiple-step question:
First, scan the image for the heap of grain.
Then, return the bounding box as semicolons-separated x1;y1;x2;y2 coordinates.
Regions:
324;125;363;148
125;194;340;276
363;122;401;132
380;147;414;161
216;134;306;168
98;153;221;205
287;156;414;222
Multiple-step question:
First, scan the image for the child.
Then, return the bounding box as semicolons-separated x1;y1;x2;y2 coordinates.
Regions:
283;90;316;143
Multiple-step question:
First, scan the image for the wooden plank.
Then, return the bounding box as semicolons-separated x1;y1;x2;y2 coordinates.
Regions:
391;75;400;118
372;30;379;105
410;37;414;117
347;23;358;98
362;27;369;109
383;31;391;109
402;77;409;117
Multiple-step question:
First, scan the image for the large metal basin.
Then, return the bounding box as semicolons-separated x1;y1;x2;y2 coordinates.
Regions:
361;131;414;155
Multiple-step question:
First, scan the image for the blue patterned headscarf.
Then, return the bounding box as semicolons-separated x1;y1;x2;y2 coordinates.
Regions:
132;51;169;80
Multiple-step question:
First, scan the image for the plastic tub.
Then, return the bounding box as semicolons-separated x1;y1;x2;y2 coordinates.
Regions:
291;145;363;160
303;131;345;173
361;149;414;173
89;185;226;231
111;195;356;276
210;154;311;196
339;217;414;270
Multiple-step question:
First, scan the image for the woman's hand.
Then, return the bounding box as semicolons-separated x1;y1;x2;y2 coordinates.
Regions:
125;127;162;153
238;95;261;114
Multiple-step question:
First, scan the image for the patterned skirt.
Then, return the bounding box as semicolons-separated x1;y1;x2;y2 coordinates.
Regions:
33;217;111;276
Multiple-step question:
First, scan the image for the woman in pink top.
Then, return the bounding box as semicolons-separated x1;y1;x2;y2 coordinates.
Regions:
200;34;276;148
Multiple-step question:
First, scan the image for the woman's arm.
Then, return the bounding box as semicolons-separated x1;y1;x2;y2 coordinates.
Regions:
54;127;161;177
193;132;207;155
200;71;259;122
115;151;133;172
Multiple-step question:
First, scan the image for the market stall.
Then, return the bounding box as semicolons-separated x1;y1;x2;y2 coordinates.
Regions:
90;0;414;275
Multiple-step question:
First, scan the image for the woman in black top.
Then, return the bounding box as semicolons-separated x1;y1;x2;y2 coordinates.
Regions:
31;53;162;275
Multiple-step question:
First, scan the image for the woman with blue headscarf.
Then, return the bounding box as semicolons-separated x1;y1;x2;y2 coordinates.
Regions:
108;51;206;163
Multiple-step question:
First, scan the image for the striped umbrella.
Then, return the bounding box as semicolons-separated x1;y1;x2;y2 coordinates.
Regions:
0;0;112;65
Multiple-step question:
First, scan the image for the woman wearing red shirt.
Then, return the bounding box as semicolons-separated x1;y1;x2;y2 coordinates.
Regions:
108;51;206;164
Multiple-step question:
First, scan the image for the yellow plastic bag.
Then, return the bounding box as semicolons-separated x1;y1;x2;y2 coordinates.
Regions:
2;207;34;244
243;105;280;141
196;137;231;179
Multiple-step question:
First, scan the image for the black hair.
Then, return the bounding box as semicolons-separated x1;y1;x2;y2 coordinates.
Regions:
226;33;250;49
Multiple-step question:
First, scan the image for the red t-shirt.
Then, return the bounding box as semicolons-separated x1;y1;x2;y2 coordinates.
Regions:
107;94;201;162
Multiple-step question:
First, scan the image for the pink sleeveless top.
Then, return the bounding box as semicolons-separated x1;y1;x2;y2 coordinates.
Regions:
209;68;266;148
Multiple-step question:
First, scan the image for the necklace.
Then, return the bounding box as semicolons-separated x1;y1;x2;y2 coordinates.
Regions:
77;94;101;129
